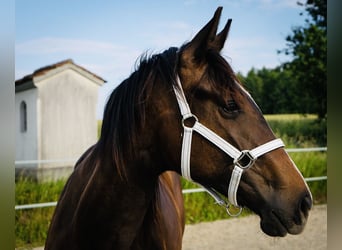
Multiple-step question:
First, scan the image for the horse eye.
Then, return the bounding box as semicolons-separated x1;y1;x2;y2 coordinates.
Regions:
219;100;240;119
225;100;239;112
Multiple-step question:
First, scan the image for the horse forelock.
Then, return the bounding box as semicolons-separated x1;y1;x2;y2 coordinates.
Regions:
206;50;241;91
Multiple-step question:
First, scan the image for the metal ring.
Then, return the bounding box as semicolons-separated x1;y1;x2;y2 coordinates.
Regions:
233;150;256;169
225;204;243;217
182;114;198;128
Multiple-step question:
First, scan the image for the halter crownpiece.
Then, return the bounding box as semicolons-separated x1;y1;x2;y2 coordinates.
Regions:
173;75;285;216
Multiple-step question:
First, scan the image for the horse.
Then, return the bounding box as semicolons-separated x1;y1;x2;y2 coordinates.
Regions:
45;7;312;250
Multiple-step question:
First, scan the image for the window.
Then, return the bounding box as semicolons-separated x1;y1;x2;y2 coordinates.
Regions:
20;101;27;132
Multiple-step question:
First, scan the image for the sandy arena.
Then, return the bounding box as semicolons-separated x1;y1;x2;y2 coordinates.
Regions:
32;204;326;250
182;204;327;250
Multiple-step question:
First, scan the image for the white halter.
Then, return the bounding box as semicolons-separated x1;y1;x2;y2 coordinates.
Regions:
173;75;284;216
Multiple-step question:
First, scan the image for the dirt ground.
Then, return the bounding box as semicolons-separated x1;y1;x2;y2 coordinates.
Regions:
32;204;326;250
182;204;327;250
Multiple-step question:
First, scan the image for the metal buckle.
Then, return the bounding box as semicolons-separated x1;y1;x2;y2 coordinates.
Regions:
233;150;255;169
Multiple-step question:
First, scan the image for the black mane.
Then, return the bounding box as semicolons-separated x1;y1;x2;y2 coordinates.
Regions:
98;47;179;178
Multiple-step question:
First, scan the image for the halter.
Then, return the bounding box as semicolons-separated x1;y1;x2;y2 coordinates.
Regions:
173;75;284;216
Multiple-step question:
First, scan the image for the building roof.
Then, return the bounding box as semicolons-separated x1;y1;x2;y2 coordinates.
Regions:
15;59;106;91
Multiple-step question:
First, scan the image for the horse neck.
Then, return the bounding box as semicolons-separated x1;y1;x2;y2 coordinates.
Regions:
83;148;161;248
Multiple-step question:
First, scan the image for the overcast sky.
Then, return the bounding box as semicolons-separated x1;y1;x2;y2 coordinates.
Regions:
15;0;307;118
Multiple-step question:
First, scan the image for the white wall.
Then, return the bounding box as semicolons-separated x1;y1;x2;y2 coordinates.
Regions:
15;88;38;166
35;68;99;168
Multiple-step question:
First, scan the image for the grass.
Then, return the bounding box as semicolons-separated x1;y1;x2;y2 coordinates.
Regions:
181;180;254;224
265;114;326;147
15;179;66;249
290;151;327;203
264;113;317;121
15;114;327;248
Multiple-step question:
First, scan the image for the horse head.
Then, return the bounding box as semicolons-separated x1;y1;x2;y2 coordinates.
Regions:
149;7;312;237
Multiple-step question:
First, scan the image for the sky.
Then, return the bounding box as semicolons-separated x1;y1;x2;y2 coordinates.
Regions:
15;0;307;119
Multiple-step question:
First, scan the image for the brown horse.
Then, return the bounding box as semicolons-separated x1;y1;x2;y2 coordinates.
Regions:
45;7;312;250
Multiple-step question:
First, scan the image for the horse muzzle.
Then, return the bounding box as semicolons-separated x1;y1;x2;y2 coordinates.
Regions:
259;191;312;237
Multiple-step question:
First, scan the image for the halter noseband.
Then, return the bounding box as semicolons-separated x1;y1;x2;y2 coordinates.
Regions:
173;75;284;216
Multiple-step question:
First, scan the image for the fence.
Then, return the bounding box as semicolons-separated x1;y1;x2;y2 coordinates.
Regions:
15;147;327;210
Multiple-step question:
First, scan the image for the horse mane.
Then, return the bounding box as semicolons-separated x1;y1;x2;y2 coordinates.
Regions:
98;47;179;179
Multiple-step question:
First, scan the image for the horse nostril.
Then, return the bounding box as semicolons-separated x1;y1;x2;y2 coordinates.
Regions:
300;194;312;217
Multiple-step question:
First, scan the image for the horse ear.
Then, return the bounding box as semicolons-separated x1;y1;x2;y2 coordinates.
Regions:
209;19;232;51
181;7;223;65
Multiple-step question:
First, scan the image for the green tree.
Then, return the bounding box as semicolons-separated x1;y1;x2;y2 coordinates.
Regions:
261;66;300;114
238;68;263;106
240;67;299;114
280;0;327;119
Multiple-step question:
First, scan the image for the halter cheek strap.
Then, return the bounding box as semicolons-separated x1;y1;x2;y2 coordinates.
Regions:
173;75;285;216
